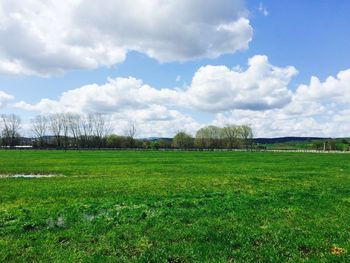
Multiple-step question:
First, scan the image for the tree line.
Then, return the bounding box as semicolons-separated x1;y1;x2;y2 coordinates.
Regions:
172;125;253;150
0;113;254;150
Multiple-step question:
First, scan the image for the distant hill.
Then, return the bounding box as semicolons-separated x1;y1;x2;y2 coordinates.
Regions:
141;137;173;142
254;137;331;144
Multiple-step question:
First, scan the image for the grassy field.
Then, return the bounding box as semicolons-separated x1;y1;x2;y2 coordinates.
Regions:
0;150;350;262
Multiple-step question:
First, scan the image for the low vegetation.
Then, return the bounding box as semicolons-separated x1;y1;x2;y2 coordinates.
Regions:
1;150;350;262
2;113;349;152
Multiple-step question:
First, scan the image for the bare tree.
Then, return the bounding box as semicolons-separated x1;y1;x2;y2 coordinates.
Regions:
0;114;21;147
48;114;63;147
67;114;81;148
91;113;108;138
61;114;71;149
88;113;111;148
126;123;136;138
124;123;137;148
78;114;93;148
31;115;48;147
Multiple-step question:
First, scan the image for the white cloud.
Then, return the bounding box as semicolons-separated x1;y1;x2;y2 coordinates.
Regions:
110;107;201;137
295;69;350;104
15;77;199;137
213;69;350;137
213;110;328;138
0;91;14;109
15;77;182;114
187;55;297;112
0;0;252;76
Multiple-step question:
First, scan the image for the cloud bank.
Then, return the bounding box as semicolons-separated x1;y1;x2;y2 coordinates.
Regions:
214;68;350;137
15;55;350;137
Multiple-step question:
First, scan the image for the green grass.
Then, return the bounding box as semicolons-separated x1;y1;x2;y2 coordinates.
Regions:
0;150;350;262
263;141;314;150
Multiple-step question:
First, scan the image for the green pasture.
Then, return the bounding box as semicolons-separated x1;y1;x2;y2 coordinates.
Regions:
0;150;349;262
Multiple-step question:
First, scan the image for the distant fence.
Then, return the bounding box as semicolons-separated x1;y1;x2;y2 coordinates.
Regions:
258;149;350;154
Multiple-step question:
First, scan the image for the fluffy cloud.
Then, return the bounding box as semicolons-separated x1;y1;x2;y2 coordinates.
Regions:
295;69;350;104
0;91;14;109
15;77;199;136
0;0;252;76
16;56;298;114
213;69;350;137
110;107;201;137
15;77;182;114
213;110;329;138
187;55;297;112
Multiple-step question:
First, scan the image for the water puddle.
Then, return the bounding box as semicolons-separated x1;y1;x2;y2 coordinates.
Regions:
0;174;61;178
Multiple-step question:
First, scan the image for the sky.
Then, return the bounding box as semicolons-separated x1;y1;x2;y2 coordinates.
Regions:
0;0;350;138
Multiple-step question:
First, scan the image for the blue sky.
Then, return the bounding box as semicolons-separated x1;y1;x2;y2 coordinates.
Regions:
0;0;350;137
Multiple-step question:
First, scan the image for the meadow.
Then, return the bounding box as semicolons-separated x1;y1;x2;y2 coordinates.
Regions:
0;150;350;262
